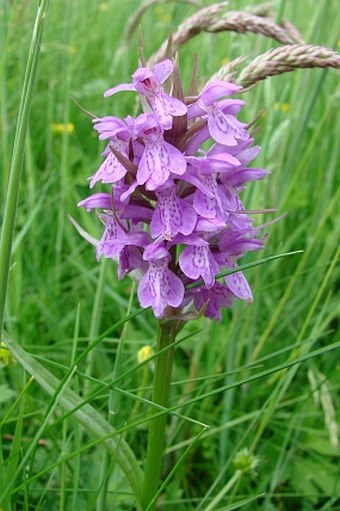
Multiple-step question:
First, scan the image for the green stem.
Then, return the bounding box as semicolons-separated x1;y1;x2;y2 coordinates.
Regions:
205;470;242;511
141;317;178;510
0;0;48;335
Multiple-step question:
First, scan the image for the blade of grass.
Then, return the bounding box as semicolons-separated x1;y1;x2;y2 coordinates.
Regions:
55;0;75;292
214;493;266;510
96;280;135;511
145;426;207;511
0;0;49;335
250;192;339;361
186;250;304;290
1;382;26;511
4;330;144;506
0;364;77;507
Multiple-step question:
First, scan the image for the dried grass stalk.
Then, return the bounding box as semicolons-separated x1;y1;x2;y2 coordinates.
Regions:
207;11;301;44
238;44;340;86
208;56;247;84
149;3;303;65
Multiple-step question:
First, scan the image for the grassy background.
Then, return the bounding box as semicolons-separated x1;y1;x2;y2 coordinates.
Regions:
1;0;339;509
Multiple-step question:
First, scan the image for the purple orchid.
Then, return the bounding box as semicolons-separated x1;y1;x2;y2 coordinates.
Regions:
134;113;187;189
96;213;127;261
150;184;197;239
92;116;129;141
225;264;253;302
77;56;268;320
188;81;249;146
88;149;127;188
104;59;187;129
179;236;220;289
184;155;237;222
88;117;131;188
191;282;233;321
138;246;184;318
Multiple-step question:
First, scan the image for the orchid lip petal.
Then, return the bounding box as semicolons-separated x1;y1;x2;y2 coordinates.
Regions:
225;269;253;302
150;186;197;239
137;258;184;318
88;152;127;188
208;109;249;146
179;244;220;289
96;213;126;261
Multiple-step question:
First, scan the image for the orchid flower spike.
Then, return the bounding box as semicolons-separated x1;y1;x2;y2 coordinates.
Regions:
78;56;268;320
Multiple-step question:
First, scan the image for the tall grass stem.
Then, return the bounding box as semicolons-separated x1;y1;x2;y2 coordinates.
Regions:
0;0;49;335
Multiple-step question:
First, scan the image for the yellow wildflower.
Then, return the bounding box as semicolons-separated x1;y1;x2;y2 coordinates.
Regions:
50;122;75;135
0;342;15;366
274;102;290;113
137;345;154;364
281;102;290;113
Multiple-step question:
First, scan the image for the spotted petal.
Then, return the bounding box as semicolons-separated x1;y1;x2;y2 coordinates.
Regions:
153;59;174;83
151;94;187;129
138;258;184;318
179;245;220;288
151;186;197;239
137;139;186;190
96;214;126;260
192;282;233;320
193;174;226;220
137;141;170;188
208;108;248;146
89;152;127;188
225;267;253;302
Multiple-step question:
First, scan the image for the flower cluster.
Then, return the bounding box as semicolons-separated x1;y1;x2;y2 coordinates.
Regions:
78;58;267;319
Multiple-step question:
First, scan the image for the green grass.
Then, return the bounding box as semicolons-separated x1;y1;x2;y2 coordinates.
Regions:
1;0;339;510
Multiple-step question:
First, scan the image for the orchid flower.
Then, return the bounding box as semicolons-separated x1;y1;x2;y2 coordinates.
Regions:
78;58;267;319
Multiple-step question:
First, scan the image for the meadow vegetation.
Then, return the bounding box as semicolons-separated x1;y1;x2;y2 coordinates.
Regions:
0;1;339;509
